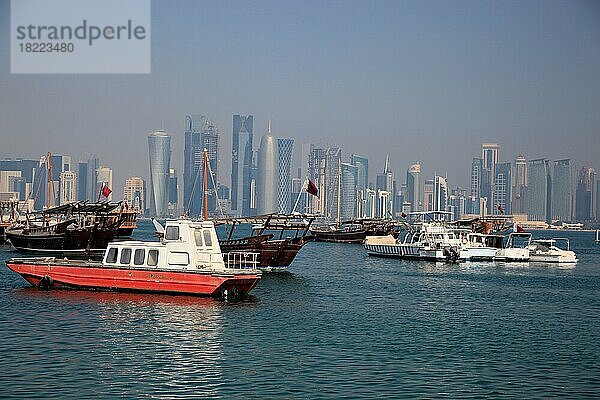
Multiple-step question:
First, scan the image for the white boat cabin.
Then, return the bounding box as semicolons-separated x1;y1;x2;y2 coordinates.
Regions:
102;219;255;272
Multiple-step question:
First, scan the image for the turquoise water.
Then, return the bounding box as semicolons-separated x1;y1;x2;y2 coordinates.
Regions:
1;221;599;398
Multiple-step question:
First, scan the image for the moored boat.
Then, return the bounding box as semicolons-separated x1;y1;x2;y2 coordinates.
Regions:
312;219;398;244
5;201;126;258
528;238;577;263
5;218;261;299
214;214;315;271
493;232;531;261
457;233;504;261
364;212;461;262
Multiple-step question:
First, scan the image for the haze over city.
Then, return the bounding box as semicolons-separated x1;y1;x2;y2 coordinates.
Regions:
1;0;599;199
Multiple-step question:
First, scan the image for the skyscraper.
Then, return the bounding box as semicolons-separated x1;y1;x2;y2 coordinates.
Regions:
512;154;527;214
423;179;434;212
406;162;421;212
96;166;113;201
256;122;278;215
123;176;146;213
433;175;448;212
340;162;358;220
481;143;499;213
351;154;369;191
575;166;596;221
277;137;294;213
307;145;327;215
552;159;572;222
351;154;369;217
365;188;376;218
470;158;483;199
184;115;219;217
482;143;499;171
376;156;393;217
59;171;77;205
494;162;511;214
307;145;342;220
86;155;99;201
231;114;254;216
184;115;204;215
168;168;178;215
77;162;87;201
148;130;171;217
528;159;552;223
325;147;342;221
448;187;467;221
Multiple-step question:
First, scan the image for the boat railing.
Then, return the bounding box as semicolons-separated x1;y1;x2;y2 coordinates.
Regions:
223;251;260;270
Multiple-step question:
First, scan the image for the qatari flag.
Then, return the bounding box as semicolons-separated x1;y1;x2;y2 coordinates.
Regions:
307;179;318;197
102;185;112;198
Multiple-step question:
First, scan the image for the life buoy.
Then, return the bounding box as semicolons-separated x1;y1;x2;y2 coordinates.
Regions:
461;237;468;245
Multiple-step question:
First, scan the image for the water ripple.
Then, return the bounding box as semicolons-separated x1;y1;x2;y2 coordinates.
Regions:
1;225;599;398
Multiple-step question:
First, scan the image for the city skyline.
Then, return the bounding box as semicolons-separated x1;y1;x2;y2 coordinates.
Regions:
1;0;599;198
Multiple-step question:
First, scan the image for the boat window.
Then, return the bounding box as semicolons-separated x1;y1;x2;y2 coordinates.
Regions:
194;229;204;247
147;249;159;266
120;248;132;264
106;247;118;263
134;249;145;265
168;251;190;266
165;226;179;241
203;230;213;247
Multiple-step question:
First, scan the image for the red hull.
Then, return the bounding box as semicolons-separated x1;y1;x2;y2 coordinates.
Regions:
6;261;260;297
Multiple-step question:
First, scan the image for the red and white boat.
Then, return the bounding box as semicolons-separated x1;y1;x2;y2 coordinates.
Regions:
5;219;262;299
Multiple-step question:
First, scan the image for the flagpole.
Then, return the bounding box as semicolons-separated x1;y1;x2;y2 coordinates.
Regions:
97;182;104;202
291;178;308;214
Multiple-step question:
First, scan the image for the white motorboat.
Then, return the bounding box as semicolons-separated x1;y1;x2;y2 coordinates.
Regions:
364;212;461;261
528;238;578;263
458;233;504;261
494;232;531;262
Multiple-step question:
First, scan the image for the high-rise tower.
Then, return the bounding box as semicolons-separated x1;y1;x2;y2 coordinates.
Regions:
552;159;572;222
575;166;597;221
406;162;421;212
184;115;219;217
512;154;527;214
148;130;171;217
528;159;552;223
494;162;511;214
256;122;278;215
481;143;499;213
277;137;294;213
231;115;254;216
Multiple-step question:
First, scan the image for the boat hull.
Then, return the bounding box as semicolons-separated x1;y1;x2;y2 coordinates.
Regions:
7;228;116;251
220;236;313;270
529;253;578;263
5;259;261;297
459;247;499;261
312;229;369;243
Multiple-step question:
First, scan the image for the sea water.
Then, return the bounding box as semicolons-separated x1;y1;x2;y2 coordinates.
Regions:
0;221;599;398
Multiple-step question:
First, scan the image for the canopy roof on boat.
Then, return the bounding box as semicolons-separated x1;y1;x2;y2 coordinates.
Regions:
212;213;316;230
30;201;123;215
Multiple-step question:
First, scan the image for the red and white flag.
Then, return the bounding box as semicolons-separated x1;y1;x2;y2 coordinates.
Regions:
306;179;318;197
101;184;112;198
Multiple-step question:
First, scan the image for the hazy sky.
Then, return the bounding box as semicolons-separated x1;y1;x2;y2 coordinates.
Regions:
1;0;599;198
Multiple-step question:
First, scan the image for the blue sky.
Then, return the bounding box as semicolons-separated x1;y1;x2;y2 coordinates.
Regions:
1;0;599;197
